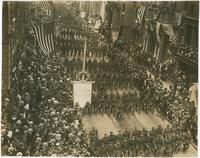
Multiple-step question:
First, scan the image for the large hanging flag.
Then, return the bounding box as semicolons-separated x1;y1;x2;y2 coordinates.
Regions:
35;1;54;17
175;13;183;26
137;6;146;24
41;1;54;16
33;21;55;55
31;1;54;24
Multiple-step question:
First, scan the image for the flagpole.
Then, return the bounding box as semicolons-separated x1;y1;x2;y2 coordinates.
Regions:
83;37;86;72
81;37;87;81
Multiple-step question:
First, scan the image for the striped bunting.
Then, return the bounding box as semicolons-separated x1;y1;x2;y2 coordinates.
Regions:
162;24;176;44
175;13;183;26
35;1;53;16
33;22;55;55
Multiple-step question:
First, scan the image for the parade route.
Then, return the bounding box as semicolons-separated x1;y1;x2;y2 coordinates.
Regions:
174;144;197;157
82;112;170;138
2;1;198;157
82;112;197;157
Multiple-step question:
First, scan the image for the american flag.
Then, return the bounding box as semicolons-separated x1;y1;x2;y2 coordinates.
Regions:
175;13;183;26
162;24;176;44
33;21;55;55
35;1;54;16
137;6;146;24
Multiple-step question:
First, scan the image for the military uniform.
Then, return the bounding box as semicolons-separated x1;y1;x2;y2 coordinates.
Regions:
183;131;192;151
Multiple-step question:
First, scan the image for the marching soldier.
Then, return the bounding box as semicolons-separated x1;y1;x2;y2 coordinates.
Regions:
183;130;192;151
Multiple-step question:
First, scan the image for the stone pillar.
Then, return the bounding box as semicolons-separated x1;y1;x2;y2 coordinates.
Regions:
144;31;150;52
157;35;165;61
2;2;10;97
190;26;197;47
100;2;106;21
153;42;160;59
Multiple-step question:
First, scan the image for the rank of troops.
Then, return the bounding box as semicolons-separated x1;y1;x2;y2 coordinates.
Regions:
1;7;197;156
88;126;192;157
62;23;197;146
97;33;197;145
56;24;107;60
56;27;85;54
65;57;143;92
83;91;140;120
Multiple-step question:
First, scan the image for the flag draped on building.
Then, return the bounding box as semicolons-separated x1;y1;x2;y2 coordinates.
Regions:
35;1;54;17
137;6;146;24
33;22;55;55
31;1;55;55
175;13;183;26
30;1;54;25
162;24;176;44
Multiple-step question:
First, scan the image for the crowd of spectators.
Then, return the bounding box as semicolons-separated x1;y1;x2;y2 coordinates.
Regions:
107;38;197;144
62;20;197;146
60;6;197;149
135;50;176;80
178;45;198;63
1;5;197;157
1;35;90;156
88;15;103;32
61;19;197;146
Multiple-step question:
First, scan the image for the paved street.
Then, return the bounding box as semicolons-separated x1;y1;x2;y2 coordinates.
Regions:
82;112;197;157
174;144;197;157
82;71;198;157
82;112;169;138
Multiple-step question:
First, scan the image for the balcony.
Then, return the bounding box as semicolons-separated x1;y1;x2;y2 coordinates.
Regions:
175;45;198;69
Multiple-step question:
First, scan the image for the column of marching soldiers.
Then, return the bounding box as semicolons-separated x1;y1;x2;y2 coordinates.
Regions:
57;27;106;60
57;23;195;157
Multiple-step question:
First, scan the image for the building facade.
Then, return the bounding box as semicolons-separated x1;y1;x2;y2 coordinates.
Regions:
144;1;198;86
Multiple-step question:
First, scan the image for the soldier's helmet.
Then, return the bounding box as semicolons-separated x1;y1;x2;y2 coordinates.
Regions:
167;124;170;128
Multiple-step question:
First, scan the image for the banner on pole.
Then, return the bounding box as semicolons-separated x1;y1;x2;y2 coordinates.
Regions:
72;81;94;108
